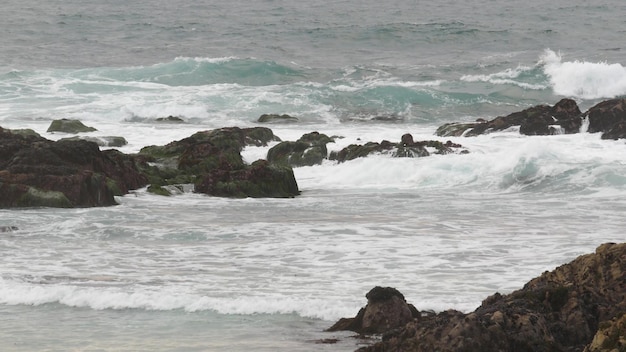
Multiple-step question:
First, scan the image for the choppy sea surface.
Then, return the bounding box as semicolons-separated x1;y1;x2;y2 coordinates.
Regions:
1;1;626;351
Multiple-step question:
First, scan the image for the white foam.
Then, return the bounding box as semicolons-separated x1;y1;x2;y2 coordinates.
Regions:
541;49;626;99
460;66;547;90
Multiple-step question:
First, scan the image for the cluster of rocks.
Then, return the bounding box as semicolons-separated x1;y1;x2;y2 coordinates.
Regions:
0;123;300;207
328;243;626;352
436;98;626;139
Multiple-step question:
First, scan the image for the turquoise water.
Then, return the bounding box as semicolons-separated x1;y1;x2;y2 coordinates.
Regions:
2;1;626;351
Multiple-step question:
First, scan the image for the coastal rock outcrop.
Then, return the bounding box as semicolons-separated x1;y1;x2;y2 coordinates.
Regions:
436;98;582;137
257;113;299;123
329;134;466;163
0;127;147;207
46;119;98;134
267;131;334;167
337;242;626;352
138;126;299;198
327;286;419;335
585;98;626;140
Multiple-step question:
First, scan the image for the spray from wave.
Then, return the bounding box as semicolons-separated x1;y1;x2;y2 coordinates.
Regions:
540;49;626;99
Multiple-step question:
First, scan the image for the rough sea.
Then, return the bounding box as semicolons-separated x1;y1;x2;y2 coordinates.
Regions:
2;1;626;351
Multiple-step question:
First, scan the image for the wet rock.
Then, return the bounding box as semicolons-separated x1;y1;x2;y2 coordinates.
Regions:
0;226;18;233
267;132;334;167
155;116;185;123
194;159;299;198
47;119;97;134
328;286;418;335
139;127;298;198
355;242;626;352
436;98;582;137
585;98;626;139
0;127;147;208
258;113;299;123
329;134;466;162
61;136;128;148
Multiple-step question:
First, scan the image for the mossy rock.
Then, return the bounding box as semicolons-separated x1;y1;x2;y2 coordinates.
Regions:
195;160;299;198
8;128;41;138
47;119;97;134
267;132;333;167
257;113;299;123
17;187;73;208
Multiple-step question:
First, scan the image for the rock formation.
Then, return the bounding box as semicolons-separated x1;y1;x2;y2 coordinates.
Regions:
0;127;147;207
267;131;334;167
330;243;626;352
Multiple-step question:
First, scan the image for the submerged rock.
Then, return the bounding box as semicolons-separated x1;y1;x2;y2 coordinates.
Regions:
347;242;626;352
155;116;185;123
46;119;97;134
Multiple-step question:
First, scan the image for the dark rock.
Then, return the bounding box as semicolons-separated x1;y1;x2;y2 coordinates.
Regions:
436;99;583;137
329;134;466;162
328;286;417;335
258;113;299;123
354;242;626;352
585;98;626;139
0;127;147;208
60;136;128;148
47;119;97;134
0;226;18;232
194;159;299;198
138;127;298;198
267;132;333;167
155;116;185;123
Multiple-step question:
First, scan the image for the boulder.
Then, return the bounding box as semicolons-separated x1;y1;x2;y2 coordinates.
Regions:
267;132;333;167
46;119;97;134
0;127;147;208
194;159;299;198
258;113;299;123
585;98;626;139
327;286;418;335
351;242;626;352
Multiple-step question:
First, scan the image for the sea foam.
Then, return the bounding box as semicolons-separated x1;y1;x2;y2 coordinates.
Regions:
541;49;626;99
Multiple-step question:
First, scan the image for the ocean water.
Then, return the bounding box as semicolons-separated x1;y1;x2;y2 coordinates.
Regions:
2;1;626;351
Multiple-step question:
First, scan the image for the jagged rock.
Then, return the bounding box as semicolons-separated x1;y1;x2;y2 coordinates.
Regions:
583;313;626;352
329;140;395;162
328;286;418;335
585;98;626;140
258;113;299;123
353;242;626;352
436;98;582;137
329;134;466;162
0;127;147;208
46;119;97;134
267;132;333;167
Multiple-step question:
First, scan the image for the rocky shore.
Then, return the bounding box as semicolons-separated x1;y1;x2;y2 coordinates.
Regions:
2;97;626;208
329;243;626;352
